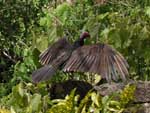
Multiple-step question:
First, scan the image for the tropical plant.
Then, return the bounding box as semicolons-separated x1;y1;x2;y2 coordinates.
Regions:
0;0;150;112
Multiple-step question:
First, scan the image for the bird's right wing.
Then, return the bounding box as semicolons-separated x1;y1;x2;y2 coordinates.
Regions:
63;44;129;82
39;38;72;65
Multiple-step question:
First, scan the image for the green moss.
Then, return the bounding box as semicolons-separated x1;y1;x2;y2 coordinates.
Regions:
120;84;136;107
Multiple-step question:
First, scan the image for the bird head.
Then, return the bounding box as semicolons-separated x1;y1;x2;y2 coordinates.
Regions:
80;32;90;40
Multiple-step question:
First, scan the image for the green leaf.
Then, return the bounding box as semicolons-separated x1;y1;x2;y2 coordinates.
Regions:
98;12;109;20
108;29;121;48
12;83;24;98
94;74;101;85
91;92;100;107
39;17;48;26
36;36;48;52
55;3;71;16
32;48;41;67
29;93;42;112
145;6;150;17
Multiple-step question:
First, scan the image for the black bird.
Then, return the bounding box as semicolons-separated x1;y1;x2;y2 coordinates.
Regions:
32;32;129;83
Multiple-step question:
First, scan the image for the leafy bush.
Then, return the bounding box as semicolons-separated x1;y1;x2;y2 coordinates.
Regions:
0;82;135;113
0;0;50;96
0;0;150;112
34;0;150;81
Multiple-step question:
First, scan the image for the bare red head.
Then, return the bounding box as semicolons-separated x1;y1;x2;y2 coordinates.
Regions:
80;32;90;40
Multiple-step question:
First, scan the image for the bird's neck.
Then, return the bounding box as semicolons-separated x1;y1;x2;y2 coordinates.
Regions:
72;38;84;50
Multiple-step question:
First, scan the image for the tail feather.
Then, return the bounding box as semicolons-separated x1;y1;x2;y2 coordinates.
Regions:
32;65;56;83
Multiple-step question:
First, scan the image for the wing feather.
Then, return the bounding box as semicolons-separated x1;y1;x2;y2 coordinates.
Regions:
39;38;72;65
108;55;118;81
105;55;111;82
115;54;129;75
113;56;126;80
63;44;129;82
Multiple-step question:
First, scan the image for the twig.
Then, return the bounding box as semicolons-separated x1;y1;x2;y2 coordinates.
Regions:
3;51;16;63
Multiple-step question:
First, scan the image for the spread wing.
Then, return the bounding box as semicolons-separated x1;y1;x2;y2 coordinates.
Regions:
63;44;129;82
39;38;72;65
32;38;72;83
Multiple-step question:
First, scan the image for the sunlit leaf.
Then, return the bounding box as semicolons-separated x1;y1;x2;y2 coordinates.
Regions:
29;94;42;112
0;108;11;113
145;6;150;17
91;92;101;107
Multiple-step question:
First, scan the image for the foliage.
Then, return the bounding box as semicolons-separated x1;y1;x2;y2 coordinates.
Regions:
0;0;49;96
47;89;77;113
1;0;150;86
0;108;10;113
0;82;49;113
0;82;135;113
120;84;136;107
0;0;150;112
33;0;150;81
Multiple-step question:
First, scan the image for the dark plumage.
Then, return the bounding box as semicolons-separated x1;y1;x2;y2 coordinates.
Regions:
32;32;129;83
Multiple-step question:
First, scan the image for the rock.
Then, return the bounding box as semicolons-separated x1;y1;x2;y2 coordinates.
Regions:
49;80;150;112
94;81;150;103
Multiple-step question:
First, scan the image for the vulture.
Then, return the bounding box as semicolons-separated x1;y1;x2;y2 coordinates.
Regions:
32;32;129;83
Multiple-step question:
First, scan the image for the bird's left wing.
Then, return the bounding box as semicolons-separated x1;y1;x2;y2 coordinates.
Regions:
63;44;129;82
39;38;72;65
